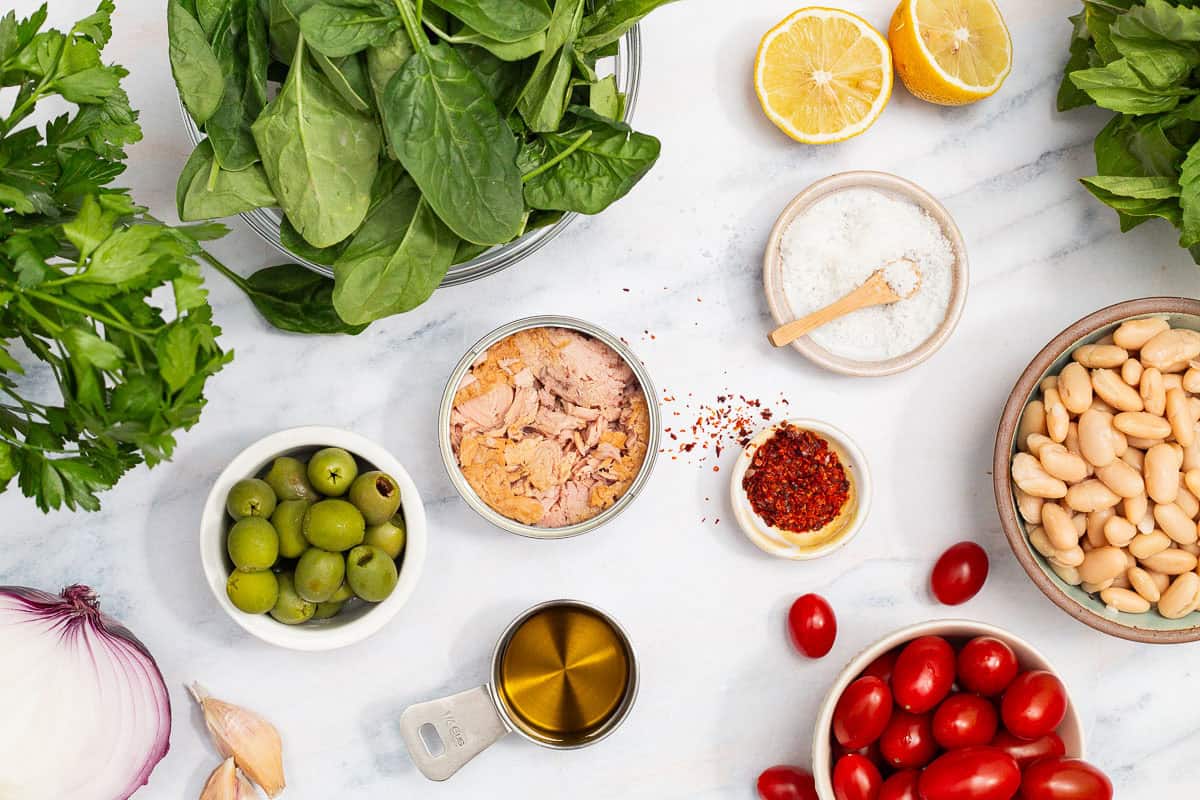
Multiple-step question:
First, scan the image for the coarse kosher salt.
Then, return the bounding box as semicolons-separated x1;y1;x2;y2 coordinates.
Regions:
780;187;954;361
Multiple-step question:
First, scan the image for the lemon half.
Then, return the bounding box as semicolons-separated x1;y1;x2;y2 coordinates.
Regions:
889;0;1013;105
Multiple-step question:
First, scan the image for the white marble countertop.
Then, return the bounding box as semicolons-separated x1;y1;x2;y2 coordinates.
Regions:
4;1;1200;797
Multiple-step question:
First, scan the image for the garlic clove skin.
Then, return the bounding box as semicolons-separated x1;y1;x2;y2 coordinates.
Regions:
200;758;237;800
190;683;286;798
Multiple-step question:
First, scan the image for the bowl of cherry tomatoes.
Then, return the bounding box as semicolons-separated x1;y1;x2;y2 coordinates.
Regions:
809;620;1111;800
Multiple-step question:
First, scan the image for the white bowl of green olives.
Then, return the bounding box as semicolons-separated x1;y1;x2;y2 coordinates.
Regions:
200;426;427;651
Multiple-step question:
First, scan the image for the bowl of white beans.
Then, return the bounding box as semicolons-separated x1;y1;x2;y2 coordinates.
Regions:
995;297;1200;644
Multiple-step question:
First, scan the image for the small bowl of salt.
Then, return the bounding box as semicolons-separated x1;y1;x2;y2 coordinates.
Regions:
762;171;969;377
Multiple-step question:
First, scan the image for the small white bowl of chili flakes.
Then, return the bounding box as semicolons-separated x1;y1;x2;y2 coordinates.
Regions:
730;418;871;560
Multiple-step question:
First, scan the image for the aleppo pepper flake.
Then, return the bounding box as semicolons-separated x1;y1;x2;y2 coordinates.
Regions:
742;424;849;532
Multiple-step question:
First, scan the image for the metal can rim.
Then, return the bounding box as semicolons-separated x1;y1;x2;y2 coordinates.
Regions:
438;315;660;540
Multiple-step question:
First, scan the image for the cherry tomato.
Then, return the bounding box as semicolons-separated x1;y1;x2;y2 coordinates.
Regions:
832;753;882;800
930;542;990;605
757;765;818;800
990;730;1066;770
789;594;837;658
917;747;1021;800
932;693;999;750
861;649;899;683
1001;671;1067;741
1018;758;1113;800
833;676;893;750
878;710;938;769
878;770;920;800
957;637;1019;697
891;636;956;713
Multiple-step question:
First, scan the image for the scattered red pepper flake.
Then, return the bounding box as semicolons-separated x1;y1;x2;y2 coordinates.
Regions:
742;424;849;533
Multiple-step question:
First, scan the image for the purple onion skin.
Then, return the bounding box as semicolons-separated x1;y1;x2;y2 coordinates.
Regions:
1;585;172;799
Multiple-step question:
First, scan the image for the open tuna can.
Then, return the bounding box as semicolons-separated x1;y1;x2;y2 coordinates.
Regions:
438;315;660;539
399;600;639;781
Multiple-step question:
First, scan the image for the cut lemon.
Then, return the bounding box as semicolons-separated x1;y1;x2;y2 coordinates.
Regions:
754;7;893;145
889;0;1012;105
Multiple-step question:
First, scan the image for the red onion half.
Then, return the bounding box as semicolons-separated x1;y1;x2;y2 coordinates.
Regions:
0;585;171;799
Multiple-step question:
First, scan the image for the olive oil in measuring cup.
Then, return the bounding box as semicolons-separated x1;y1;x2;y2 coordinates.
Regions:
399;600;638;781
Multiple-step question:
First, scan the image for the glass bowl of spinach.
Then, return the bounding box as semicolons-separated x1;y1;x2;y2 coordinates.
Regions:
172;1;662;325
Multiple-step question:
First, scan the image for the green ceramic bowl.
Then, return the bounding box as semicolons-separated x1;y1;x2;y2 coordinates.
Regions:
994;297;1200;644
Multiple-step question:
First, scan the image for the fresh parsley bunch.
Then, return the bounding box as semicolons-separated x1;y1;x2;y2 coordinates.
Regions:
1059;0;1200;261
0;2;232;512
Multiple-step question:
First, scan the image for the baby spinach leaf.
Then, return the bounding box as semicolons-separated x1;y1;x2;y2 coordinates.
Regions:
252;36;381;247
206;0;267;171
280;217;350;266
196;0;227;37
427;0;551;44
313;50;374;112
204;254;366;333
168;0;223;125
299;1;397;58
523;108;659;214
176;140;276;221
589;74;620;118
366;28;414;106
517;0;584;131
452;239;490;265
267;0;312;63
577;0;678;52
332;174;457;324
381;40;524;245
459;45;532;116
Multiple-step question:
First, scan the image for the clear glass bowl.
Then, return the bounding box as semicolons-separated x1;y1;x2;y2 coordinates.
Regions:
179;28;643;286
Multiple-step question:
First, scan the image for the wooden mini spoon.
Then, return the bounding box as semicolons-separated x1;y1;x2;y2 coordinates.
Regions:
768;259;921;348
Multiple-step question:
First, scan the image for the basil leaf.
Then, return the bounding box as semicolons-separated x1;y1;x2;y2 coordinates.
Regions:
1079;175;1181;197
427;0;550;43
168;0;223;125
1070;57;1192;113
1178;138;1200;246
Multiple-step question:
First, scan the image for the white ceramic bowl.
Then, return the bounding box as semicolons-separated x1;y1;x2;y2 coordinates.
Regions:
199;426;427;651
730;418;870;559
811;620;1086;800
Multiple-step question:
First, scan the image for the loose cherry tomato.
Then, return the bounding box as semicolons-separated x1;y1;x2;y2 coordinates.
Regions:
862;649;899;683
1018;758;1113;800
833;676;893;750
1001;671;1067;741
789;594;837;658
878;710;938;769
990;730;1066;769
891;636;956;713
832;754;882;800
917;747;1021;800
878;770;920;800
757;765;818;800
932;693;999;750
930;542;990;605
957;637;1019;697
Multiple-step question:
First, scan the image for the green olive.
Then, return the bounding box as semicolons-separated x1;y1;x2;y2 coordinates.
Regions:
227;517;279;571
346;545;398;602
348;471;402;525
269;573;316;625
363;514;407;560
302;499;365;551
327;580;354;604
226;569;279;614
306;447;358;497
312;601;345;620
226;478;277;520
264;456;318;501
294;548;346;603
270;499;310;559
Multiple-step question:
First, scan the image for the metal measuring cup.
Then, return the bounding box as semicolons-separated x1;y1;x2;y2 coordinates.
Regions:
399;599;640;781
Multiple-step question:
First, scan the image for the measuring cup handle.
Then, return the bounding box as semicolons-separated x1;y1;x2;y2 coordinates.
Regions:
400;685;510;781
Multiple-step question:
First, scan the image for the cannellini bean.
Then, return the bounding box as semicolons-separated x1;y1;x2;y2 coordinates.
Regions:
1053;546;1085;568
1164;373;1184;389
1015;487;1043;525
1017;401;1047;453
1184;367;1200;393
1183;542;1200;556
1121;446;1145;471
1078;546;1128;584
1145;443;1182;504
1140;367;1166;416
1039;443;1089;484
1086;508;1113;548
1081;579;1113;593
1114;411;1172;440
1128;566;1162;602
1089;397;1116;415
1185;469;1200;501
1042;503;1079;551
1176;480;1199;518
1138;508;1156;533
1073;344;1128;369
1158;572;1200;619
1122;359;1144;386
1065;479;1121;512
1051;561;1082;586
1150;570;1172;593
1078;410;1117;468
1012;453;1067;499
1113;318;1169;350
1026;433;1053;456
1125;435;1166;450
1072;513;1088;536
1154;503;1199;545
1100;586;1152;613
1184;426;1200;471
1104;516;1138;547
1092;369;1144;412
1058;362;1093;414
1044;387;1069;443
1140;548;1199;575
1111;569;1132;589
1167;388;1194;446
1063;423;1091;471
1094;459;1145;498
1029;526;1056;558
1190;396;1200;420
1141;329;1200;370
1129;530;1172;559
1124;492;1149;526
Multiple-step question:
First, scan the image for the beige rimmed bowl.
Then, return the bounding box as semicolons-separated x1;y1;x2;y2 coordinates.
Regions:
763;171;969;377
730;418;870;559
812;620;1085;800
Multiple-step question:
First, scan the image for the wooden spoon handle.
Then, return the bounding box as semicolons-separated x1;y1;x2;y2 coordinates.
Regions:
769;285;876;347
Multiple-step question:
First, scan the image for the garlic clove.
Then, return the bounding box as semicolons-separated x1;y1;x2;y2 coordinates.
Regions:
200;758;237;800
237;770;261;799
189;683;286;798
